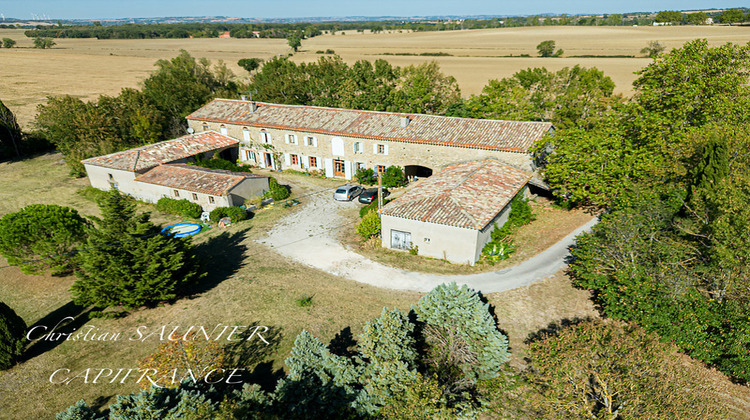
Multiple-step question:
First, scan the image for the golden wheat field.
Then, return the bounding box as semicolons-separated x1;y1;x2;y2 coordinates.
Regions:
1;25;750;128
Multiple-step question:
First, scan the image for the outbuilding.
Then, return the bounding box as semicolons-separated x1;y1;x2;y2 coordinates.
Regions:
380;159;532;265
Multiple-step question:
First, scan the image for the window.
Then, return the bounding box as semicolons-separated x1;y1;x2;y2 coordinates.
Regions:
244;150;255;162
192;193;198;201
376;165;386;174
309;156;318;168
291;154;299;165
202;122;209;131
173;190;180;197
242;127;251;142
353;142;363;154
108;173;114;180
374;143;389;155
286;134;298;144
209;196;215;204
306;136;317;147
220;124;228;135
260;131;271;144
356;162;366;171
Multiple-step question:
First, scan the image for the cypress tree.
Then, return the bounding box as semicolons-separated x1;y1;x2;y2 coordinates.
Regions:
0;301;26;370
689;132;729;202
71;189;203;310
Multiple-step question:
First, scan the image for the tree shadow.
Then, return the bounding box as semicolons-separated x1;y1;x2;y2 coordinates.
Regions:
327;326;358;360
23;301;92;361
189;230;249;296
224;324;284;392
524;316;593;346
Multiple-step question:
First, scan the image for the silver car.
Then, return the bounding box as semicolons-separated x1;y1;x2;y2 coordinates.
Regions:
333;184;364;201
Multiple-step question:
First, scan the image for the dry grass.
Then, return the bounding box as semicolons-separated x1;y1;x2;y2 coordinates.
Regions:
344;197;594;275
2;25;750;128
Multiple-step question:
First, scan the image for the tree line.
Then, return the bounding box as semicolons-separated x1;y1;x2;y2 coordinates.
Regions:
536;39;750;383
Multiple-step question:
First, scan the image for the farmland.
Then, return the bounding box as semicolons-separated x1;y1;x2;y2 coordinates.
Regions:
2;25;750;128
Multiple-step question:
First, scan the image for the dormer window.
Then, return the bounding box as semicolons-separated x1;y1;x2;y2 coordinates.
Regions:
202;122;209;131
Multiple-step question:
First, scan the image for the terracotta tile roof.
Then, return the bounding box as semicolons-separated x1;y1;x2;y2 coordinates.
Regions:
81;131;239;172
381;159;532;230
187;99;552;153
134;164;264;196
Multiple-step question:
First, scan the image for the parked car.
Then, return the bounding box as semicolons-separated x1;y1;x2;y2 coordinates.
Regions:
358;188;390;204
333;184;364;201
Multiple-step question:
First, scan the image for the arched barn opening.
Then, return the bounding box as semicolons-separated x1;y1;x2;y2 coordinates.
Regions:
404;165;433;179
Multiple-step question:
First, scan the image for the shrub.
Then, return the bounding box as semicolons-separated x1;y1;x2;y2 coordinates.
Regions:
0;302;26;370
265;177;291;201
209;206;248;223
0;204;89;275
191;155;252;173
381;166;407;188
295;295;314;307
357;210;381;238
355;168;377;185
480;192;533;263
156;197;203;219
360;198;393;218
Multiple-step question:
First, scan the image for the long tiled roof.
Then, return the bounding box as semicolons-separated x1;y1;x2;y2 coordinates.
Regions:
81;131;239;172
134;164;264;196
187;99;552;153
381;159;531;230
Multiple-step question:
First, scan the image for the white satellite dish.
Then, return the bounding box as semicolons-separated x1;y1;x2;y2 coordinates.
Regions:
187;127;195;134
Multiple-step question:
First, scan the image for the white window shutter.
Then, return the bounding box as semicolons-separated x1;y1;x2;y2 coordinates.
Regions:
242;129;251;142
285;135;290;144
313;137;318;147
324;158;334;178
344;161;352;180
373;144;378;154
284;153;291;167
384;144;389;155
220;126;228;135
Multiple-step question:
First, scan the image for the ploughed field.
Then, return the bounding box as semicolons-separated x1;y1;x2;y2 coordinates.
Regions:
2;25;749;128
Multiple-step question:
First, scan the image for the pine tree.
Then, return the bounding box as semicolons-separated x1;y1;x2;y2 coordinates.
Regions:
414;282;510;391
71;189;203;310
0;301;26;370
55;400;101;420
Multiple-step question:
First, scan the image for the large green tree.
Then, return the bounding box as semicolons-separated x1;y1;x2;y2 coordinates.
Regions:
0;204;89;275
460;65;618;130
71;189;203;310
0;302;26;370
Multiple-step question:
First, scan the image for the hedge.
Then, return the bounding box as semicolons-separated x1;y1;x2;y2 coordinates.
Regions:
155;197;203;219
209;206;248;223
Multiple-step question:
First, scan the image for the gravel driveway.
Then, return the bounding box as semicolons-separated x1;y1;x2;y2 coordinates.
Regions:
258;191;597;294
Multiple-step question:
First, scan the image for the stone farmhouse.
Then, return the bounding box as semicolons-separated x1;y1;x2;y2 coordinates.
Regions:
81;131;269;211
381;159;531;265
186;99;552;185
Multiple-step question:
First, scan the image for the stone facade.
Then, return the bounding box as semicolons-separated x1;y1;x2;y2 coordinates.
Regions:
187;121;536;180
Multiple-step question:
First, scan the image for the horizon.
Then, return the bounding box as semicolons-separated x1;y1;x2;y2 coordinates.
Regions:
1;1;747;21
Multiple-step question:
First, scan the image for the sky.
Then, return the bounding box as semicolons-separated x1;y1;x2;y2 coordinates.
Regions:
0;0;747;20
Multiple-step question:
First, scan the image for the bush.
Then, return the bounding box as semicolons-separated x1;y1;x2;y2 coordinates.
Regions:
265;177;291;201
209;206;248;223
0;302;26;370
356;210;381;238
382;166;407;188
156;197;203;219
359;198;391;218
355;168;377;185
0;204;89;275
191;155;252;173
480;192;533;263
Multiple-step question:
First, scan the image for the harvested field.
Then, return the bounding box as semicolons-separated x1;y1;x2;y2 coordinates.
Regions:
2;25;750;128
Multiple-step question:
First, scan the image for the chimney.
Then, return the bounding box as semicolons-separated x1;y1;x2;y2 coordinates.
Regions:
400;116;410;128
249;102;257;113
241;94;247;101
